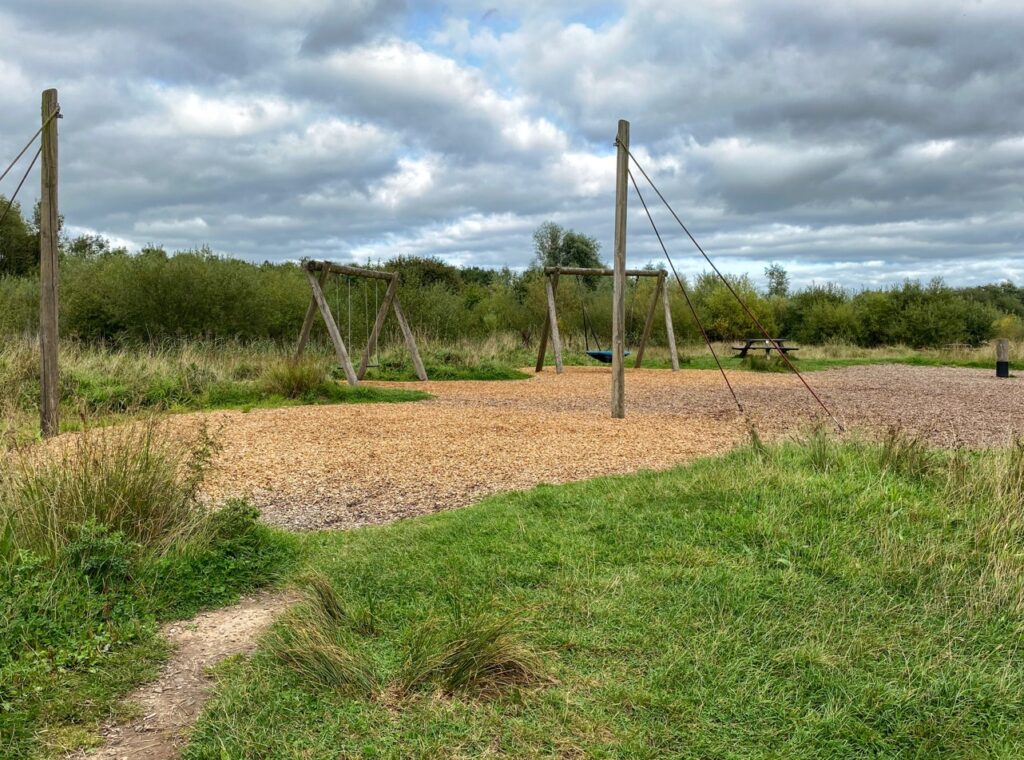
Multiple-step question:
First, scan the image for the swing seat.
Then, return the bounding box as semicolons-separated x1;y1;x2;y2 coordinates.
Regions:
586;350;630;364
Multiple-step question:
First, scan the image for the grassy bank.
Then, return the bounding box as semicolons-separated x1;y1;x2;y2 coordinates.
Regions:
181;434;1024;758
0;338;429;448
0;423;298;757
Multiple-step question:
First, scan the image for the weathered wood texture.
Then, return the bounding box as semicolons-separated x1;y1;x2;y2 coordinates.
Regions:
633;272;664;368
295;269;328;359
357;276;398;380
306;260;396;281
391;296;428;381
535;272;559;372
611;119;629;418
543;266;663;277
39;88;59;437
545;274;564;374
306;269;359;386
662;276;680;371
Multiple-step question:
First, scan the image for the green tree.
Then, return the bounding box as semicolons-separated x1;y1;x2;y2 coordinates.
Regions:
0;197;38;276
532;222;603;270
765;263;789;298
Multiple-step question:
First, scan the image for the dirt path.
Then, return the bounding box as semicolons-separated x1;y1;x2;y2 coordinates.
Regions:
178;364;1022;532
72;590;294;760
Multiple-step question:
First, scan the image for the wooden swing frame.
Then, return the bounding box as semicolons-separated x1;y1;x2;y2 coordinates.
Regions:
535;266;679;374
295;260;427;386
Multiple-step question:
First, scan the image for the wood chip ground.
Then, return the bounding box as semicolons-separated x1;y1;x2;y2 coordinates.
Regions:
180;365;1024;532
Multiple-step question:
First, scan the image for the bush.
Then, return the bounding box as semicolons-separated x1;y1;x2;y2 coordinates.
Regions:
260;359;329;399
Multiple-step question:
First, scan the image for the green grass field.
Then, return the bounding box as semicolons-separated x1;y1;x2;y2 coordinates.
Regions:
174;435;1024;759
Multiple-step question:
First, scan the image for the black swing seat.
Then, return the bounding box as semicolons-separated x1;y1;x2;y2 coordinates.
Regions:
586;350;630;364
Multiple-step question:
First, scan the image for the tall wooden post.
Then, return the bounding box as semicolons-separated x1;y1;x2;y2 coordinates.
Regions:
611;119;629;418
39;88;60;437
295;269;328;359
544;273;564;374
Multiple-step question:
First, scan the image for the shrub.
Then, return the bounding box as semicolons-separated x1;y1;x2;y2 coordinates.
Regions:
0;419;292;758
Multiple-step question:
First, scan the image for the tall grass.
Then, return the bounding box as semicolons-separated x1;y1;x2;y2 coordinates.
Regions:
1;421;214;559
397;609;546;698
0;338;429;447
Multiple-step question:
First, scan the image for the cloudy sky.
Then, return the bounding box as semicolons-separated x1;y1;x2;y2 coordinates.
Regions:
1;0;1022;287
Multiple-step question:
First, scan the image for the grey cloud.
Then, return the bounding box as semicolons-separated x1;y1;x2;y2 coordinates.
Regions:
0;0;1022;288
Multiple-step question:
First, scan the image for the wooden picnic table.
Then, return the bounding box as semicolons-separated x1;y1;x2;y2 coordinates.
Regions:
731;338;800;358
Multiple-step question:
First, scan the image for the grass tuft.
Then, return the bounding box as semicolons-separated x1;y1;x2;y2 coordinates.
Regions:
741;354;792;373
266;615;379;699
0;421;215;558
397;610;547;699
298;571;378;637
877;426;937;480
260;359;329;399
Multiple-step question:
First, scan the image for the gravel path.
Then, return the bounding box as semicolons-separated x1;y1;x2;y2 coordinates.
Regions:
187;365;1022;532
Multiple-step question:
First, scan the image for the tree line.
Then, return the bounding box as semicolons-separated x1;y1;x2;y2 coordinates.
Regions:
1;205;1022;348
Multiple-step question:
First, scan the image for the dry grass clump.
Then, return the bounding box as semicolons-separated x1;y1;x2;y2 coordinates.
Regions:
0;421;216;558
259;358;329;399
268;573;547;702
266;617;379;699
396;610;547;699
266;573;379;698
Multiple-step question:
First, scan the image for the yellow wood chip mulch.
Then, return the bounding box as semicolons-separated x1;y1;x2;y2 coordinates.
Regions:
182;365;1021;531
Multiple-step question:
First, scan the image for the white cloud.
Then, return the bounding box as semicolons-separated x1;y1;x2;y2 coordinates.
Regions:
0;0;1021;286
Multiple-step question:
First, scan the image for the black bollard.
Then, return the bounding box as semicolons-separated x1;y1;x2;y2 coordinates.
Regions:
996;339;1010;378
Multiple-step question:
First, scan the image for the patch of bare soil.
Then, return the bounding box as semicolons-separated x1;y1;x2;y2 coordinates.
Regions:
175;364;1021;532
71;590;294;760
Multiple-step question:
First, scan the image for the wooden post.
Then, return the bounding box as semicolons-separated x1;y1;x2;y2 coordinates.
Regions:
662;273;680;371
306;269;359;386
545;273;564;374
534;313;549;373
391;294;428;381
295;268;328;359
633;272;663;368
611;119;629;418
535;270;559;372
39;88;60;437
357;275;398;379
996;339;1010;378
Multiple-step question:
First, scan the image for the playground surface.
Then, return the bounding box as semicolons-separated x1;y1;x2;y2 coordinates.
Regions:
190;364;1023;531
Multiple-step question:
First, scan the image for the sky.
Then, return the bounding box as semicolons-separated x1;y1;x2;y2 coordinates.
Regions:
1;0;1022;288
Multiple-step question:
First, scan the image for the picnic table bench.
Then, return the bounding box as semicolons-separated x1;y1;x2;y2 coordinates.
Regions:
731;338;800;358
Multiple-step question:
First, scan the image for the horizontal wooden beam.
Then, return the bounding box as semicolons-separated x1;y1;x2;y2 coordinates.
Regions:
306;260;396;281
543;266;664;277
